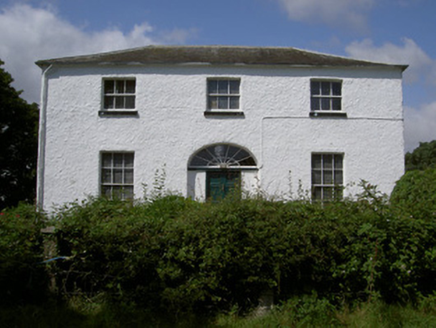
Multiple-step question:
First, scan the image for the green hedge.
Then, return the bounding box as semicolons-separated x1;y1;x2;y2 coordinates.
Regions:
51;192;436;315
2;187;436;315
0;203;48;305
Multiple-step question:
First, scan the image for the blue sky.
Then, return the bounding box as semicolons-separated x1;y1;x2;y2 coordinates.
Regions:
0;0;435;151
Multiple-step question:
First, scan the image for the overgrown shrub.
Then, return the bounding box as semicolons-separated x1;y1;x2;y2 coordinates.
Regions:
51;190;436;316
0;203;48;305
390;168;436;220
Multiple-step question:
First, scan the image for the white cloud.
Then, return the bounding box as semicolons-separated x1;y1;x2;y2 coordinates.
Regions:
0;4;194;104
345;38;434;84
404;103;436;152
276;0;374;32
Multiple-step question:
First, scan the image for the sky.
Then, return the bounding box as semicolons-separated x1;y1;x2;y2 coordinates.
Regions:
0;0;435;152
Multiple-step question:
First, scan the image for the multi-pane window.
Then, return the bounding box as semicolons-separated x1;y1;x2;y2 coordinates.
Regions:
310;80;342;111
101;152;134;200
207;79;240;110
103;79;136;110
312;154;343;201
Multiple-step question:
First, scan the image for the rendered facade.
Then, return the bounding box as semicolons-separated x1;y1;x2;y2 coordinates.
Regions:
36;45;407;210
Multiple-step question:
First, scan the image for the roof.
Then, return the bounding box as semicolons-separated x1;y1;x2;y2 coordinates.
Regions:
35;45;408;71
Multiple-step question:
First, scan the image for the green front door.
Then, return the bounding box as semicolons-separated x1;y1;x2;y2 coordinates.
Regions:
206;171;241;201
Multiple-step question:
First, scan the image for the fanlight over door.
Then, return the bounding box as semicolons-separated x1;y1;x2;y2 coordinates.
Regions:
188;144;256;169
188;144;257;201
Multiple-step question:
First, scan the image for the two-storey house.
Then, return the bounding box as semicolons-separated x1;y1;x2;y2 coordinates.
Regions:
36;45;407;210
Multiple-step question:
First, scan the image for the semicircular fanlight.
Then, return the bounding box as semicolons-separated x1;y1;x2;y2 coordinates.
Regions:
189;144;256;168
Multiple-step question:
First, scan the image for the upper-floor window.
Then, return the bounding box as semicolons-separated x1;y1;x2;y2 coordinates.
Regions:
310;80;342;112
103;79;136;110
207;79;240;111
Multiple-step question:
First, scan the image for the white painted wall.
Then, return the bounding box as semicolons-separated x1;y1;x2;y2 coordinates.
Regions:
39;64;404;210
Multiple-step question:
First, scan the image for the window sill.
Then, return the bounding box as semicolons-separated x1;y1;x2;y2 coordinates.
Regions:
310;111;347;118
99;110;139;117
204;110;244;117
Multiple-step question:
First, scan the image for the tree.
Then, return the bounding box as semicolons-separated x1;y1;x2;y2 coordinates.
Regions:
405;140;436;171
0;60;39;210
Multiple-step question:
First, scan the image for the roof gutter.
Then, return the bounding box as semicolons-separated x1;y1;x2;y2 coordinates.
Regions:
36;64;53;210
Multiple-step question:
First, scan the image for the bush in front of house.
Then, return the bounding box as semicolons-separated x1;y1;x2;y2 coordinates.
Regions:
0;203;49;305
52;189;436;316
390;167;436;221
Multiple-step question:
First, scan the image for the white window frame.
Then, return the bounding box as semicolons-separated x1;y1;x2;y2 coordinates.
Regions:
102;78;136;111
310;80;342;113
207;78;241;112
311;153;344;202
100;152;134;200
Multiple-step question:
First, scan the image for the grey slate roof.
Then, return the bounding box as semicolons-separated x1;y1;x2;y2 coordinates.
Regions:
35;45;407;70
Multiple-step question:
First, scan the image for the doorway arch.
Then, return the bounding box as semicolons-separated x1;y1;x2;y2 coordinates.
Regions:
188;144;257;201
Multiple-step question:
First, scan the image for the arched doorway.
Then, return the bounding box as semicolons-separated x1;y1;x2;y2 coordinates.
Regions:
188;144;257;201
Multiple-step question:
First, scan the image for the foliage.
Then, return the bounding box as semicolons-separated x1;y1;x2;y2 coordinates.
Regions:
0;60;39;210
390;167;436;220
0;203;48;305
3;297;436;328
48;188;436;317
405;140;436;171
3;182;436;322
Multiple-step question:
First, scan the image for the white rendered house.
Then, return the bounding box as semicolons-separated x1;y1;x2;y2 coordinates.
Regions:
36;45;407;210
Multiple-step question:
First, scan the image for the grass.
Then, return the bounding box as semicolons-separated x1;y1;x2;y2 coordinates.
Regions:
2;298;436;328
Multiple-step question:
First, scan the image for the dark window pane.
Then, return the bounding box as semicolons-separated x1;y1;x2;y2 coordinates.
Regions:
112;186;122;198
102;153;112;167
334;155;343;169
334;170;343;184
124;154;134;168
102;169;112;183
312;155;322;169
209;96;218;109
104;80;114;94
116;80;125;94
323;187;333;200
125;96;135;109
229;80;240;94
321;98;331;110
332;82;341;96
311;81;320;95
125;80;135;93
113;169;123;183
312;170;322;184
218;97;229;109
323;155;333;169
332;98;341;110
208;80;218;93
313;187;322;200
218;80;228;94
115;97;124;109
125;169;134;184
230;96;239;109
321;82;330;95
311;98;320;111
114;154;123;168
104;96;114;109
323;171;333;184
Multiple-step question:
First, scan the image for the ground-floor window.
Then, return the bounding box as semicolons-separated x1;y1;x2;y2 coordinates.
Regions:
311;153;343;201
100;152;134;200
